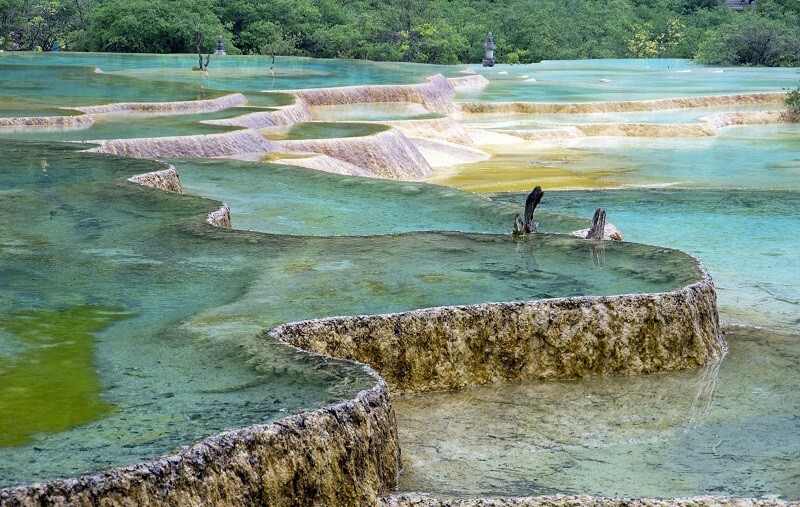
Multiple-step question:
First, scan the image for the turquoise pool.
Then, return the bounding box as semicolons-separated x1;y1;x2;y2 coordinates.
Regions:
0;54;798;501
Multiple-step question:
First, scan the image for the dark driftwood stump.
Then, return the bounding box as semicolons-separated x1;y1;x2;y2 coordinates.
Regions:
587;208;606;240
524;186;544;233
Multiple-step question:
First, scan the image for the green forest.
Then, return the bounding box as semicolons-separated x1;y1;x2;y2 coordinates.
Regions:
2;0;799;66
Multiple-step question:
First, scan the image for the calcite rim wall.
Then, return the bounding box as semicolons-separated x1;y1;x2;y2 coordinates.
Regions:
0;370;401;507
457;92;788;114
269;253;724;395
5;76;792;506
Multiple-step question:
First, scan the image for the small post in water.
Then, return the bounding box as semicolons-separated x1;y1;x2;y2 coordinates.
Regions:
587;208;607;240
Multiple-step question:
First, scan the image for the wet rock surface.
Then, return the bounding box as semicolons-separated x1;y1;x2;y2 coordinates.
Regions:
271;264;723;395
1;377;400;507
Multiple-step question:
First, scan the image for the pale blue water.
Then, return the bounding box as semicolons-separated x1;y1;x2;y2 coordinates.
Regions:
562;125;800;190
174;158;585;236
398;189;800;500
455;59;798;102
0;54;798;500
0;139;696;486
490;190;800;334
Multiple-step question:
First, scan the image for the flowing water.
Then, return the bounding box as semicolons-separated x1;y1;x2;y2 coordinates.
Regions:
0;53;798;500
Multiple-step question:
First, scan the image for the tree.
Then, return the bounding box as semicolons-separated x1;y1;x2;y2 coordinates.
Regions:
1;0;80;50
627;19;684;58
238;20;297;55
696;14;800;66
78;0;230;54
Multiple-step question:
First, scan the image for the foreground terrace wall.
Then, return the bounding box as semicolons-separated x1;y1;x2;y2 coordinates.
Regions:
271;265;724;395
128;166;184;194
458;92;787;114
0;378;400;507
387;117;475;146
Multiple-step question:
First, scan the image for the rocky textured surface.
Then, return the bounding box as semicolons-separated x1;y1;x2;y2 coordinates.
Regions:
378;494;797;506
387;117;475;146
86;130;278;159
271;154;375;177
411;138;490;167
277;129;433;180
0;114;94;127
287;74;459;114
496;126;585;141
447;75;490;88
458;92;787;114
128;166;184;194
271;260;724;395
204;100;313;129
574;122;716;137
206;203;233;228
1;374;401;507
497;110;795;142
71;93;248;115
700;110;797;128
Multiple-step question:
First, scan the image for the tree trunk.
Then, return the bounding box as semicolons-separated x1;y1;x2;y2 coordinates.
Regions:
587;208;606;240
524;186;544;233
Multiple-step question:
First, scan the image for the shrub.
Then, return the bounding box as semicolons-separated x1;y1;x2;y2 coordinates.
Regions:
695;14;800;66
786;71;800;118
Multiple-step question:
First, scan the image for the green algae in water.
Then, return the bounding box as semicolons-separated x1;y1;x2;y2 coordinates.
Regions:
0;139;702;486
0;306;130;447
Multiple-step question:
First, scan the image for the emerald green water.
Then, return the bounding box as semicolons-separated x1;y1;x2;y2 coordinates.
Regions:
1;54;798;500
0;140;696;486
175;158;585;236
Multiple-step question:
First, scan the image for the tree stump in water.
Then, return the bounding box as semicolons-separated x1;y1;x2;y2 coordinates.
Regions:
587;208;606;240
524;186;544;233
512;213;525;236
